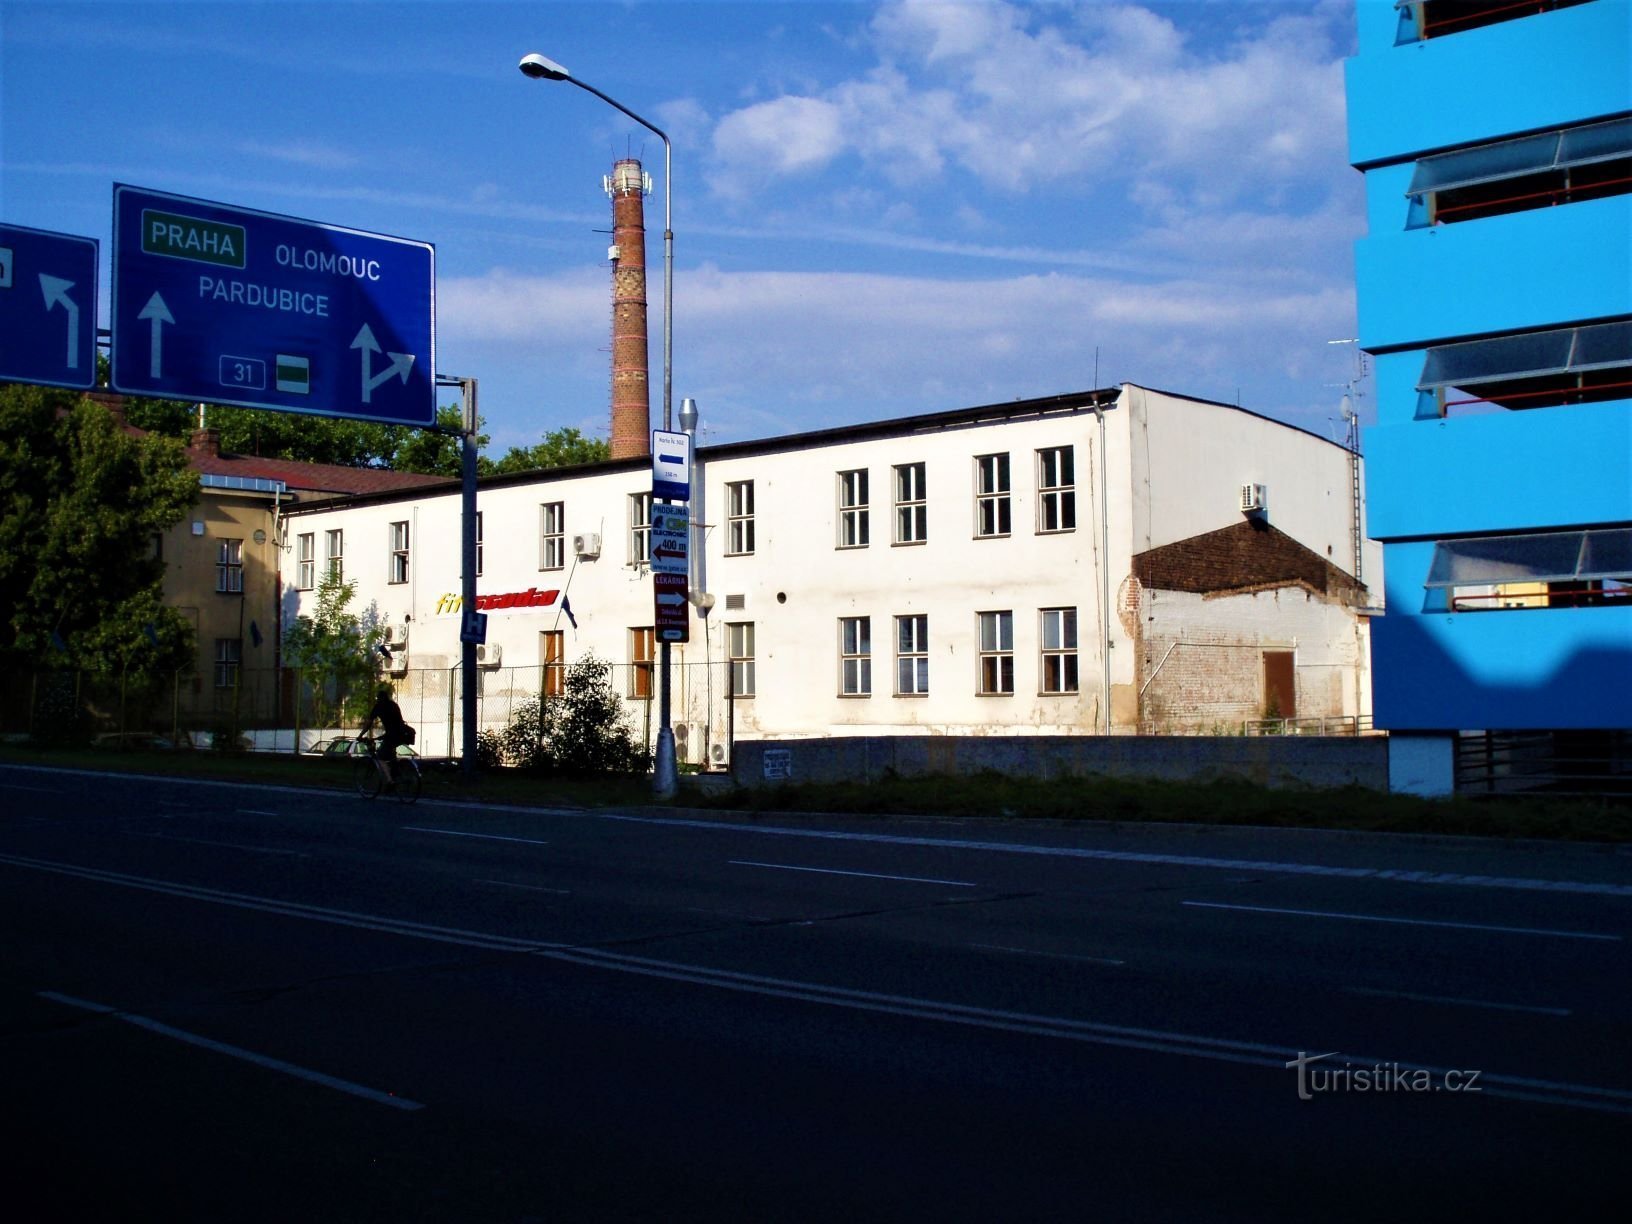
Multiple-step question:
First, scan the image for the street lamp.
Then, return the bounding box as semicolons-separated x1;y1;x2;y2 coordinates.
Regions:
519;51;680;800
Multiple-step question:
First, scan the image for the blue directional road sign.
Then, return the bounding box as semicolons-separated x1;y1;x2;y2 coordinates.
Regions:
111;185;435;426
652;429;691;501
0;224;99;390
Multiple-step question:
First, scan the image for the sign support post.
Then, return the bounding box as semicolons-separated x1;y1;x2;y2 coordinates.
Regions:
440;374;479;780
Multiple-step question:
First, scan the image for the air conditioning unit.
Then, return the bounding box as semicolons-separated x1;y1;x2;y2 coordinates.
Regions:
573;532;601;560
475;643;502;668
384;621;410;648
1239;483;1267;514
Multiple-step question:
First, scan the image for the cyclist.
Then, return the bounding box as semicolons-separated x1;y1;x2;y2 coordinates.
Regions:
361;685;410;788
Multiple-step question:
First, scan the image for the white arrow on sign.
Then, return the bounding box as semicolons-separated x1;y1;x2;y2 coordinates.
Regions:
655;593;687;608
350;323;415;404
138;291;174;379
38;275;81;369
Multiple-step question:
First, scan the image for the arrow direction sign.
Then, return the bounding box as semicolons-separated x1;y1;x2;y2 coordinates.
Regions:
648;502;689;576
653;571;690;643
110;185;435;425
138;291;173;378
652;429;691;501
0;224;98;390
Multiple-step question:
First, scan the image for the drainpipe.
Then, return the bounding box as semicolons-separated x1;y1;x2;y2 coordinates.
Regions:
1095;404;1112;735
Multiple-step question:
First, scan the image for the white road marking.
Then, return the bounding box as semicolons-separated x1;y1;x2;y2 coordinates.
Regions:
38;991;424;1111
128;832;308;859
0;783;55;793
970;942;1126;967
1344;986;1572;1017
5;762;1630;900
1182;900;1621;942
405;827;550;848
237;808;279;817
729;859;978;888
472;878;571;895
6;851;1629;1116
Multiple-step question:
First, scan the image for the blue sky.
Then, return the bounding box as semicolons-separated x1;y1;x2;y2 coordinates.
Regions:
1;0;1367;453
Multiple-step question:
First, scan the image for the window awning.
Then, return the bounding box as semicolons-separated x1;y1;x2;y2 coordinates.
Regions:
1407;117;1632;197
1417;320;1632;391
1425;528;1632;588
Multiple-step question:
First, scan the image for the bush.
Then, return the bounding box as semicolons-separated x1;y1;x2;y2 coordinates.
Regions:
30;673;93;747
492;656;650;776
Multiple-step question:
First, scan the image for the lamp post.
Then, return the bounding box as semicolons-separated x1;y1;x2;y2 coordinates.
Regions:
519;51;680;799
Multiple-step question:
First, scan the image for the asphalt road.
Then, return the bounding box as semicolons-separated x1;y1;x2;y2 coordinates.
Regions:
3;762;1629;1222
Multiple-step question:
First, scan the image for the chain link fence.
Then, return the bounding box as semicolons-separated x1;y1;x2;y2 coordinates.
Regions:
4;661;739;768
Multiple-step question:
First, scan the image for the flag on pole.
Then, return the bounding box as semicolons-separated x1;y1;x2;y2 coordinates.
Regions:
562;596;578;629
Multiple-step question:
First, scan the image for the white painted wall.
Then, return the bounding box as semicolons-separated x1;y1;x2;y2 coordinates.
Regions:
281;386;1377;754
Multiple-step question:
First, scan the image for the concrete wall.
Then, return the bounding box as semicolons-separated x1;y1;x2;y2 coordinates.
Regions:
732;734;1389;792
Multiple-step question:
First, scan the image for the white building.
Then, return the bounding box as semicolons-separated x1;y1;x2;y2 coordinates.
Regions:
280;385;1381;763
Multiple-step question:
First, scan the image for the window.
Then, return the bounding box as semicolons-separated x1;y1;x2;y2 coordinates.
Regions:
629;626;655;699
475;511;484;578
895;614;928;696
978;611;1014;695
727;480;755;555
325;529;344;581
630;493;651;565
1398;0;1596;45
296;533;315;590
389;521;410;585
1407;117;1632;227
839;616;871;696
838;469;870;548
541;630;565;698
1037;447;1076;532
894;462;927;544
540;502;565;570
215;539;243;594
1426;528;1632;611
1416;320;1632;415
1040;608;1079;694
728;622;756;698
213;638;241;689
975;454;1011;538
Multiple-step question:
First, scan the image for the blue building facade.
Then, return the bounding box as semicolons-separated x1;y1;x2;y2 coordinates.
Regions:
1346;0;1632;793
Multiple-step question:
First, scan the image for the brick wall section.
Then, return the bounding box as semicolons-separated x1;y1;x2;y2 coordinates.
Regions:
1129;521;1368;730
1133;519;1366;605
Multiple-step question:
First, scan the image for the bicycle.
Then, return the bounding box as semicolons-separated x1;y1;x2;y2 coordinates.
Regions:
352;734;422;804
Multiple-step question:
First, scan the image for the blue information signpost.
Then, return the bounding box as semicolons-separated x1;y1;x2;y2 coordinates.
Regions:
110;185;435;426
0;224;99;390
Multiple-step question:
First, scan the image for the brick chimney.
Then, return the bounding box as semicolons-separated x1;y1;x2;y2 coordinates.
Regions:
607;158;651;460
189;427;222;457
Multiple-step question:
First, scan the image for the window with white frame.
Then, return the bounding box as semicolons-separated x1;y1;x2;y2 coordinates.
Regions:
727;480;755;555
629;493;651;565
894;462;927;544
475;511;484;577
389;521;410;584
1040;607;1079;694
975;453;1011;538
728;622;756;698
978;610;1014;695
837;469;870;548
214;638;241;689
839;616;871;696
540;502;565;570
296;533;315;590
1037;447;1076;532
895;613;928;695
325;528;344;581
216;539;244;594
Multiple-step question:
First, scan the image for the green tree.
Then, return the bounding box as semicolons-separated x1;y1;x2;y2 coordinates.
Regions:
490;655;649;775
122;396;485;477
0;384;196;673
281;570;386;728
487;426;610;475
